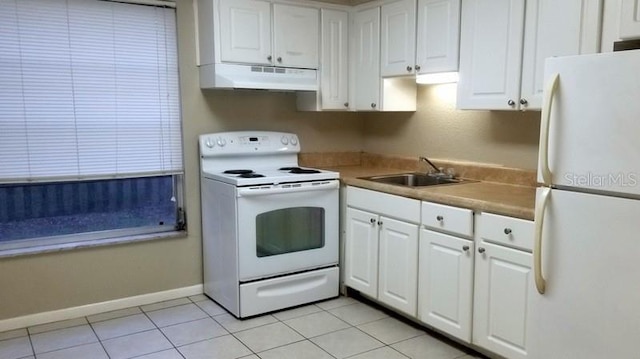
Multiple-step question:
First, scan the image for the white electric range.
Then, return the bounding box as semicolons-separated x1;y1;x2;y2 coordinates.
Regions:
199;131;340;318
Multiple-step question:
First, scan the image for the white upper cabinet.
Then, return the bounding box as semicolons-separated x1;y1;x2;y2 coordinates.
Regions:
352;7;381;111
381;0;417;77
620;0;640;39
520;0;602;109
218;0;272;65
273;4;319;69
602;0;640;51
416;0;461;74
321;9;349;109
457;0;526;110
458;0;602;110
216;0;319;68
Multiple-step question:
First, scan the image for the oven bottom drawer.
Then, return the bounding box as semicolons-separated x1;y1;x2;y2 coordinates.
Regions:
239;266;339;318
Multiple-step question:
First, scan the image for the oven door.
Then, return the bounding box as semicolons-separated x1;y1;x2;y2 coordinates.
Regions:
236;180;339;281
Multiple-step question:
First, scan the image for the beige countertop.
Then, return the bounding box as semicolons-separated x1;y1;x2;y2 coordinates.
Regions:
327;165;536;221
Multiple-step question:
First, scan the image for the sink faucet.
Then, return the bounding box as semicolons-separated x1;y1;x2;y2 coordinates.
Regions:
419;156;441;174
419;156;455;179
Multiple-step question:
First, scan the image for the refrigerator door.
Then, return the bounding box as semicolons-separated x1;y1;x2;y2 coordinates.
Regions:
530;187;640;358
538;50;640;196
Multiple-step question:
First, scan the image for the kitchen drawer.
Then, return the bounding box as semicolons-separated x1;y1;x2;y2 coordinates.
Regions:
421;201;473;237
477;212;534;252
347;186;420;223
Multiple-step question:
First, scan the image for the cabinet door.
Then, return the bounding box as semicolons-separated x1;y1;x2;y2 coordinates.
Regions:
416;0;460;74
418;229;473;342
321;9;349;110
473;241;532;359
381;0;417;77
620;0;640;39
353;7;381;111
219;0;272;65
344;207;379;298
457;0;525;110
520;0;602;110
378;216;419;316
273;4;319;69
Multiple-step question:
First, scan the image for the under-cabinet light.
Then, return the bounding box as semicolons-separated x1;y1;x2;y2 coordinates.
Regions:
416;72;459;85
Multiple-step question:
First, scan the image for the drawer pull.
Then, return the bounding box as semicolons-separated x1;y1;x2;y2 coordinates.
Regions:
436;215;444;222
370;218;376;224
462;245;470;252
478;247;485;254
504;228;512;235
377;220;383;226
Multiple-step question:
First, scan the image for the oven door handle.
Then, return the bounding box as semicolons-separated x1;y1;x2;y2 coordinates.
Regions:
237;181;339;197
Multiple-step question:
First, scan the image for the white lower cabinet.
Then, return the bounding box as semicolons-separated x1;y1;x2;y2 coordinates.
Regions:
344;207;380;298
418;229;474;342
473;213;534;359
343;187;535;358
378;216;419;315
344;186;420;316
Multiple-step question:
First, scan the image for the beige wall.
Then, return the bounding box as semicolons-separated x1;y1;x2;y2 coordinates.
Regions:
0;0;363;321
362;84;541;169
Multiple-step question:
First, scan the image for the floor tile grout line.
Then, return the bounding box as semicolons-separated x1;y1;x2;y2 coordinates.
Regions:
86;315;113;359
137;306;184;357
26;329;36;359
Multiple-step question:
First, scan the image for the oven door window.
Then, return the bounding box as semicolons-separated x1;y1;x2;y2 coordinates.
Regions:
256;207;325;257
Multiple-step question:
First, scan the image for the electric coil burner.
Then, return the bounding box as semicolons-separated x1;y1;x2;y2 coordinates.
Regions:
199;131;340;318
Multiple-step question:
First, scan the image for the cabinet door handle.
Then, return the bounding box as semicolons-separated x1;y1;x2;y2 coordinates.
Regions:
415;64;421;71
370;218;376;224
406;65;413;72
267;55;272;61
371;103;377;109
504;228;512;235
344;102;349;107
277;56;282;63
377;220;383;226
478;247;485;254
520;98;528;106
507;99;516;106
436;215;444;222
462;245;470;252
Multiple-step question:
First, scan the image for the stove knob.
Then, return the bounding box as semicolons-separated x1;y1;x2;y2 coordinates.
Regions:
216;137;226;147
281;136;289;145
205;138;214;148
290;136;298;145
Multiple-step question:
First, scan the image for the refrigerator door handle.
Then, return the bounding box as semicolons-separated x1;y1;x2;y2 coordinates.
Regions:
534;187;551;294
539;73;560;186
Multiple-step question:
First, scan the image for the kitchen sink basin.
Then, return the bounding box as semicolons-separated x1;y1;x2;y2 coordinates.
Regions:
360;173;468;187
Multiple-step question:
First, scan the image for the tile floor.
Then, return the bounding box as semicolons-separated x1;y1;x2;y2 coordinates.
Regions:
0;295;485;359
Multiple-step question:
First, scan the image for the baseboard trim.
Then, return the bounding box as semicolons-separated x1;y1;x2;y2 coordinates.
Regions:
0;284;203;332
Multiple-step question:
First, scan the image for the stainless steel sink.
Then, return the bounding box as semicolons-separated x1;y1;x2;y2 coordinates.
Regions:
360;173;468;187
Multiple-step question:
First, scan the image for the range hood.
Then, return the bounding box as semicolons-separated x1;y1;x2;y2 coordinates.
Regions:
199;63;318;91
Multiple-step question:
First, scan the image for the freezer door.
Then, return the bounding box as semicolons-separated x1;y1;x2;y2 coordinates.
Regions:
530;188;640;358
538;50;640;196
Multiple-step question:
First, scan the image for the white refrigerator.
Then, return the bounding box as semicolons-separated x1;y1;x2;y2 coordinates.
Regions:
530;49;640;358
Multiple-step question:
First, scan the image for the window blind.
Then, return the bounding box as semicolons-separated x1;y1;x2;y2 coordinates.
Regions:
0;0;182;183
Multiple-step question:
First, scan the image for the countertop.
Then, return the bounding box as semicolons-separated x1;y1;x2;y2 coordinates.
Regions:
327;165;536;221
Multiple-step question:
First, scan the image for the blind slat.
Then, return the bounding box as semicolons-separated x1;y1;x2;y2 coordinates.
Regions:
0;0;182;182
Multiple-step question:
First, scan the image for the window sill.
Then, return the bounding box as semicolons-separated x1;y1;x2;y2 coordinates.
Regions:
0;230;188;259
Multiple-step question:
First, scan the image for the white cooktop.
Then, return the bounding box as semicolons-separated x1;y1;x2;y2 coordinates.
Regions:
199;131;339;186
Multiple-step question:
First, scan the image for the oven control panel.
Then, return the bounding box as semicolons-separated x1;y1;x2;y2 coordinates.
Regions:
200;131;300;156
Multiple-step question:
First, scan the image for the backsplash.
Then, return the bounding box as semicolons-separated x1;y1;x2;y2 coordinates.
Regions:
300;152;537;187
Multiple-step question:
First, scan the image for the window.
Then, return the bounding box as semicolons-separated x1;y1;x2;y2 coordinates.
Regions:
0;0;183;252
